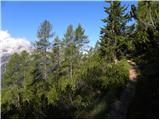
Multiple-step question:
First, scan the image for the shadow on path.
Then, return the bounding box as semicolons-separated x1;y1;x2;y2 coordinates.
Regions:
108;60;138;119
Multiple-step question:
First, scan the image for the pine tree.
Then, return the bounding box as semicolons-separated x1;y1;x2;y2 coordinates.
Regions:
75;23;89;52
62;24;89;82
99;1;130;63
52;36;61;67
63;24;75;81
61;25;78;107
22;20;54;117
35;20;53;81
74;24;89;69
50;36;61;81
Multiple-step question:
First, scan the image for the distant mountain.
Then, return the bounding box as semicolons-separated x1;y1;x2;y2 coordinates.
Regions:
1;53;10;79
0;30;32;79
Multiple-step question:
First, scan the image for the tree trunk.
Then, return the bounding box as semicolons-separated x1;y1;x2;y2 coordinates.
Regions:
44;54;47;81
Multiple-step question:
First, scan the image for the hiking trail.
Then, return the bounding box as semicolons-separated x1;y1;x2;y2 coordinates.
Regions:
108;60;138;118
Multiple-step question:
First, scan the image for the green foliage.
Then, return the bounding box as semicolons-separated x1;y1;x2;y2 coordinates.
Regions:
127;1;159;118
2;51;30;106
2;1;158;118
99;1;132;62
101;60;130;88
47;85;58;104
36;20;53;51
2;37;130;119
75;23;89;51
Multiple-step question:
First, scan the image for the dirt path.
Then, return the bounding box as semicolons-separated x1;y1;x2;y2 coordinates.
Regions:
128;60;137;81
108;60;138;118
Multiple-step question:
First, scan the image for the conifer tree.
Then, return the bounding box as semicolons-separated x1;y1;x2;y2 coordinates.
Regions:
63;24;75;81
61;25;77;106
35;20;53;81
74;24;89;68
75;24;89;52
99;1;130;62
128;1;159;118
2;51;30;112
52;36;61;67
50;36;61;81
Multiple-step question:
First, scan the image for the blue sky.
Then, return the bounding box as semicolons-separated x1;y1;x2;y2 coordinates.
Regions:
1;1;137;47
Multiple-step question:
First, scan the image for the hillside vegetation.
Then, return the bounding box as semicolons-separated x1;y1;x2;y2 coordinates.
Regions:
1;1;158;118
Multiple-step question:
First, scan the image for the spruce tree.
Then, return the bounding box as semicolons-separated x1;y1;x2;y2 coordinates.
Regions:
99;1;130;63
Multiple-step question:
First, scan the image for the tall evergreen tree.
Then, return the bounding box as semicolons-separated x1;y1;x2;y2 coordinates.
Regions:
50;36;61;81
62;25;77;106
62;24;89;81
52;36;61;66
99;1;130;63
35;20;53;81
63;24;75;81
74;24;89;68
75;23;89;52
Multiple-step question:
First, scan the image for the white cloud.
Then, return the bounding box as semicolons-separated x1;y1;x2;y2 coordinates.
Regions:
0;30;32;56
